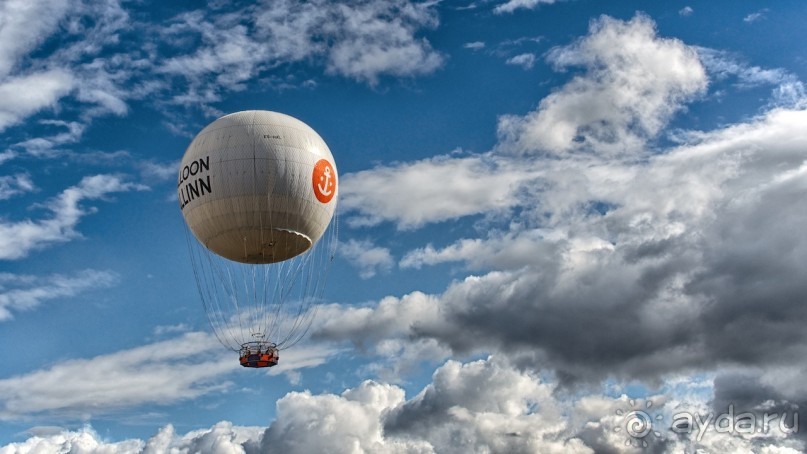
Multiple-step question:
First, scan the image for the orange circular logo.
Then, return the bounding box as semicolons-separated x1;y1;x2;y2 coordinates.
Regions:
312;159;336;203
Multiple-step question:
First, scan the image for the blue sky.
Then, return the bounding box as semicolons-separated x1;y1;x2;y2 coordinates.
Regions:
1;0;807;452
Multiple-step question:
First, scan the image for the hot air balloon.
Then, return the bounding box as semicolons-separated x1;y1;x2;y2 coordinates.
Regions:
178;110;338;368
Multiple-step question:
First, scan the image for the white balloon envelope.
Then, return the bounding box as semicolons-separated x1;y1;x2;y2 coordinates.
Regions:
178;111;338;366
179;110;337;263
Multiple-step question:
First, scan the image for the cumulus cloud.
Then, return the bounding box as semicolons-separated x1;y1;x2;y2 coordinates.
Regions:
497;14;707;156
384;357;591;453
0;425;145;453
340;239;395;279
0;269;118;322
326;105;807;389
0;174;148;260
260;381;417;453
3;356;804;452
321;18;807;433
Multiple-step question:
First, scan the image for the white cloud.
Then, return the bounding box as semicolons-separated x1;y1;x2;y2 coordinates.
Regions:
267;344;344;380
497;14;707;156
463;41;485;50
329;17;807;391
0;70;76;131
158;0;444;108
0;174;35;201
0;0;136;137
315;291;443;349
324;1;444;85
3;357;804;452
0;425;145;453
340;239;395;279
0;0;70;78
261;381;419;453
321;103;807;391
260;357;590;453
158;10;270;101
0;0;443;151
340;153;535;229
0;330;340;421
138;160;180;182
679;6;694;17
11;121;86;158
505;52;536;69
144;422;265;454
744;9;768;23
384;357;593;453
0;174;148;260
494;0;562;15
400;229;556;271
0;269;118;322
698;47;792;88
0;332;232;421
339;15;727;230
696;47;806;107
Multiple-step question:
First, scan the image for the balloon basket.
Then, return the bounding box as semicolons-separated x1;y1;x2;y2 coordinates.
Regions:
239;341;279;368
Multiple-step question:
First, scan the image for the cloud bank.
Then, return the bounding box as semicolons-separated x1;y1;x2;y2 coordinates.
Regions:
3;357;803;453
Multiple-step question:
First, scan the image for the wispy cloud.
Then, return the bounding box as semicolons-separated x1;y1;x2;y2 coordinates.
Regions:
0;174;35;201
0;269;118;321
494;0;564;15
0;0;145;162
1;0;445;159
505;52;536;69
697;46;806;107
0;332;232;420
744;9;768;23
0;332;340;421
0;174;148;260
156;0;444;110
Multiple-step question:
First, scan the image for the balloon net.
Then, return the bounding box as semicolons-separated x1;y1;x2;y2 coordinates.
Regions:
183;213;338;352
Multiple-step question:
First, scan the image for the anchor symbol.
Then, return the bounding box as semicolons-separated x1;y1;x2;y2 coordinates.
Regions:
312;159;336;203
318;167;333;196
